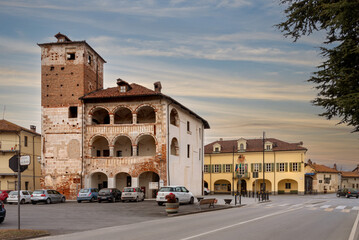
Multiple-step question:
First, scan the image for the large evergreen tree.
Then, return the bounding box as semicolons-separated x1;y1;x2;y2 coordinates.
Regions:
276;0;359;132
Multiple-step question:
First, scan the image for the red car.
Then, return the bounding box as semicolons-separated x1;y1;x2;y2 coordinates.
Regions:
0;190;13;203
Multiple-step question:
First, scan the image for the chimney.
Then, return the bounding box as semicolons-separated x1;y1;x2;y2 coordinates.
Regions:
333;163;337;170
307;159;312;165
30;125;36;132
154;81;162;93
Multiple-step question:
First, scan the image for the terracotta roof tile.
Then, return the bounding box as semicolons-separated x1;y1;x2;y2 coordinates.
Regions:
204;138;307;154
0;120;40;135
309;163;339;173
340;171;359;178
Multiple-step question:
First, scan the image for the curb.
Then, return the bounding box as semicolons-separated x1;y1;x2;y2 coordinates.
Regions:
166;204;246;217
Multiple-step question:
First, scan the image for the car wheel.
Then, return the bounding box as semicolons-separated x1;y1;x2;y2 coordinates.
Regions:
112;197;116;203
77;200;81;203
356;196;358;199
31;201;37;205
61;197;66;203
20;199;25;204
157;202;163;206
46;198;51;204
142;196;145;201
90;197;94;203
189;197;194;204
98;199;102;203
136;196;139;202
176;198;179;203
0;218;4;224
346;194;350;198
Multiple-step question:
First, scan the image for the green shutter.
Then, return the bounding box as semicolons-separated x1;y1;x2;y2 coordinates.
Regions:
289;163;293;172
271;163;274;172
251;163;254;172
219;164;221;173
298;162;301;172
259;163;262;172
285;163;288;172
222;164;226;173
276;163;279;172
230;164;233;172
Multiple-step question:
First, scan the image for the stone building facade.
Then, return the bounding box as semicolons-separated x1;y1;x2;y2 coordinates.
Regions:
39;33;209;199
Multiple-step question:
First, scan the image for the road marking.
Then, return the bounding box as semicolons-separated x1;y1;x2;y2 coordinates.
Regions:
291;204;303;207
309;207;317;210
180;207;303;240
278;203;289;207
336;206;346;210
325;208;334;212
348;210;359;240
320;205;331;209
352;206;359;211
342;209;350;213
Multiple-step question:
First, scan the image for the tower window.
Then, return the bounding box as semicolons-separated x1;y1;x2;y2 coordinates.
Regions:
88;54;92;65
50;66;54;71
67;53;75;60
69;106;78;118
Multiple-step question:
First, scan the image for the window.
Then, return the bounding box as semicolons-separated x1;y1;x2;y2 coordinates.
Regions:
279;163;285;172
253;163;259;172
319;180;322;183
266;145;271;150
240;144;244;151
225;164;232;173
214;147;220;152
285;183;291;189
204;165;209;173
24;136;28;147
120;86;126;93
103;150;110;157
69;106;78;118
67;53;75;60
214;164;221;173
88;54;92;65
116;151;122;157
265;163;272;172
292;163;298;172
187;144;190;158
187;121;190;132
96;150;101;157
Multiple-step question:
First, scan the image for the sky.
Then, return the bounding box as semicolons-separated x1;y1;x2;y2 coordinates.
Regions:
0;0;358;170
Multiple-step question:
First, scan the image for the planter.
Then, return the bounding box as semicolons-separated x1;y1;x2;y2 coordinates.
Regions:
165;202;179;214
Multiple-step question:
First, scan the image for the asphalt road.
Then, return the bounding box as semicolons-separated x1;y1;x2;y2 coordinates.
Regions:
37;195;359;240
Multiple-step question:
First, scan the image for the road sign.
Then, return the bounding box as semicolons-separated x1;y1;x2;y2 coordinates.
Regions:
20;156;30;166
9;155;28;172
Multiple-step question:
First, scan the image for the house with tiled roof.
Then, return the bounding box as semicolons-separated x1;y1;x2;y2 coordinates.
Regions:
39;33;209;199
0;120;41;191
305;160;340;193
204;138;307;195
340;170;359;190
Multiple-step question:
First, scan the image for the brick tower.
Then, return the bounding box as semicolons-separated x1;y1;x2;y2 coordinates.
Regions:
38;33;106;198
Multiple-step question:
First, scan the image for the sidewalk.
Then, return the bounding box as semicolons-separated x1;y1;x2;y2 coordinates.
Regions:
198;194;265;206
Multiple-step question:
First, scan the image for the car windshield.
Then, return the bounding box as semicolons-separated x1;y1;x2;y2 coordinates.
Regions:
99;189;111;194
9;191;18;195
33;190;45;194
124;188;135;192
159;187;175;192
79;189;90;193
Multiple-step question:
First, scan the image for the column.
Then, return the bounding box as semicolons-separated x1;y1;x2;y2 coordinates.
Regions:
108;177;116;188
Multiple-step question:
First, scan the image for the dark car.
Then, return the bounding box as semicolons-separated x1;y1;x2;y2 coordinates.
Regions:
98;188;122;203
337;188;359;198
0;201;6;223
0;190;13;203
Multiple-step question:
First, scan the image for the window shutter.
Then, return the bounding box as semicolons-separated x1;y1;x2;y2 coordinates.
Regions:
230;164;233;172
271;163;274;172
285;163;288;172
289;162;293;172
276;163;279;172
210;165;213;173
223;164;226;172
298;162;301;172
259;163;262;172
251;163;254;172
218;165;221;173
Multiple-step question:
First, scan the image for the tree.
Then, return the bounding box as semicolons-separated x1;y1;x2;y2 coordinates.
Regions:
276;0;359;132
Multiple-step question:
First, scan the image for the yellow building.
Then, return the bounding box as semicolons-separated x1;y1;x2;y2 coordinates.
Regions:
204;138;307;195
0;120;41;191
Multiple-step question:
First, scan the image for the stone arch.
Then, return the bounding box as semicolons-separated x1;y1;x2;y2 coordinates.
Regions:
214;179;231;193
278;179;298;194
90;135;110;157
170;137;179;156
114;106;133;124
91;106;110;125
136;105;156;124
139;171;159;199
113;135;133;157
170;108;179;126
90;172;108;189
136;134;156;156
115;172;132;190
253;179;272;192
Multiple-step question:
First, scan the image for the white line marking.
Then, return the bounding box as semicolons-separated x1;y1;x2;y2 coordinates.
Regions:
336;206;346;210
180;207;302;240
278;203;289;207
348;210;359;240
352;206;359;211
320;205;331;209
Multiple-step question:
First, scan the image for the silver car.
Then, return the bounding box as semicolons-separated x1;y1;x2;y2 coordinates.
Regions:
31;189;66;204
7;190;32;204
121;187;145;202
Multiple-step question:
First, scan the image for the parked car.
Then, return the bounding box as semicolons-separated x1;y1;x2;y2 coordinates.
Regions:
121;187;145;202
156;186;194;206
204;188;210;195
31;189;66;204
0;190;13;203
336;188;359;198
7;190;32;204
0;201;5;223
77;188;99;203
98;188;122;203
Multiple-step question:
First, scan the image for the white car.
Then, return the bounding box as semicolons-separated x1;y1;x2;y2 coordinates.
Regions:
156;186;194;206
121;187;145;202
7;190;32;204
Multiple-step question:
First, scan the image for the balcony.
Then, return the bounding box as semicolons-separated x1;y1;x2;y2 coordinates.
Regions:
234;172;250;179
87;124;155;136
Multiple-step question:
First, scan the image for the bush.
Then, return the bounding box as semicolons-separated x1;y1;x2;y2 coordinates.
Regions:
278;190;285;194
290;190;298;194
